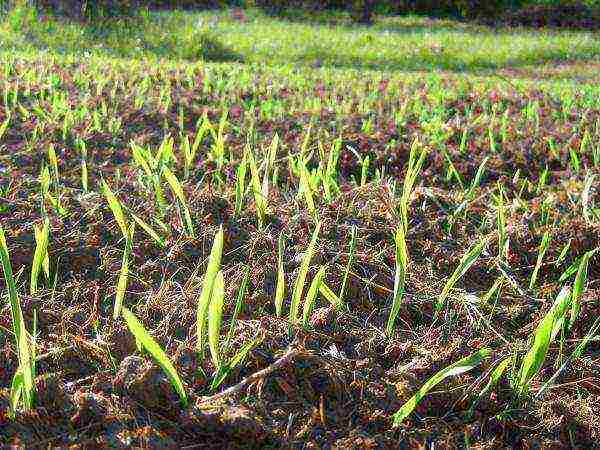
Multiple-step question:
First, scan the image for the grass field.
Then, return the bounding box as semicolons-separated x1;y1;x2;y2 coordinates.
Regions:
1;6;599;448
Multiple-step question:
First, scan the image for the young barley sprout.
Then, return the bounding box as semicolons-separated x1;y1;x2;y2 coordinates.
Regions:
529;231;552;290
30;219;50;295
163;166;195;238
208;271;225;370
302;265;326;327
0;225;35;415
339;225;357;306
121;307;188;406
386;226;408;336
290;222;321;325
393;348;492;425
197;226;224;355
517;286;572;396
436;238;487;311
275;233;286;317
113;224;134;319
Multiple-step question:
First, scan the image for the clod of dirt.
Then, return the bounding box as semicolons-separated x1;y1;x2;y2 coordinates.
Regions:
310;306;335;329
35;373;74;413
332;430;379;449
113;356;184;415
70;390;111;426
180;405;270;447
106;326;139;361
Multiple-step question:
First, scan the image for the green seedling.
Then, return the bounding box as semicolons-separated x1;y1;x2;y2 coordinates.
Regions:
516;286;572;396
580;129;590;156
210;109;228;169
468;157;488;199
225;266;250;351
266;133;279;178
234;152;248;218
275;233;286;317
40;147;67;217
488;122;497;153
386;226;408;336
30;219;50;295
121;307;188;406
0;112;10;141
299;157;317;221
196;227;224;355
569;147;580;173
76;139;89;193
319;282;342;309
192;113;211;158
207;270;261;391
529;231;552;290
322;137;341;203
568;248;597;329
1;225;35;416
113;224;134;319
130;212;166;248
393;348;492;425
436;238;487;311
459;128;468;155
183;114;211;179
538;194;555;227
481;275;505;305
130;142;168;215
360;155;370;187
47;145;60;189
537;314;600;399
339;225;357;306
467;356;511;418
163;166;195;238
101;180;129;240
246;145;267;228
495;183;509;260
302;265;326;327
208;271;225;369
554;239;571;268
453;157;488;221
400;141;427;233
536;166;549;194
582;173;596;224
300;122;312;159
290;222;321;325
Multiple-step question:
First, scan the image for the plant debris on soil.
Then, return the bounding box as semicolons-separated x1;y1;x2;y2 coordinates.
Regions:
0;50;599;449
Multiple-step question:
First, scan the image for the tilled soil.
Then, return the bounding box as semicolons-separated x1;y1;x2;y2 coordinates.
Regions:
0;58;599;448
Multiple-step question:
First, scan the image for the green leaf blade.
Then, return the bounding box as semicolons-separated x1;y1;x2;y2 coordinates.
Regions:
387;226;408;335
122;307;188;406
30;219;50;295
208;271;225;370
302;265;326;326
275;233;286;317
197;227;224;354
290;222;321;325
436;238;486;310
393;348;491;426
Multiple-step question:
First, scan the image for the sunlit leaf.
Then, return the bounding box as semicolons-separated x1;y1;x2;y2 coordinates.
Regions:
393;348;491;425
436;238;486;310
122;307;188;406
290;222;321;324
208;271;225;369
197;227;224;354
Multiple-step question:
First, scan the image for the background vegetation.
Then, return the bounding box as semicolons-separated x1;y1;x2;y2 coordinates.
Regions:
3;0;600;24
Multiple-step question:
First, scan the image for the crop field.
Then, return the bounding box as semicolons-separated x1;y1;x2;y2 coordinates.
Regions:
0;6;599;449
